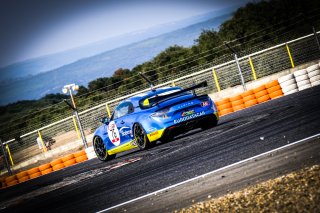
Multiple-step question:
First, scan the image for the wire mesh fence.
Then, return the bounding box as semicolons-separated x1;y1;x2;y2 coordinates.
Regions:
1;29;320;174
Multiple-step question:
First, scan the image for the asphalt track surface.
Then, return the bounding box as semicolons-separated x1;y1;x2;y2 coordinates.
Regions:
1;85;320;213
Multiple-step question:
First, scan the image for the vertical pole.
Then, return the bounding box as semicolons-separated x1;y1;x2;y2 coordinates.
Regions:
72;116;81;140
106;103;111;118
5;144;14;166
68;89;88;148
249;57;257;80
69;89;77;109
212;68;221;92
172;81;176;87
312;26;320;53
286;44;295;68
74;110;88;148
234;54;247;91
37;130;47;152
0;139;12;175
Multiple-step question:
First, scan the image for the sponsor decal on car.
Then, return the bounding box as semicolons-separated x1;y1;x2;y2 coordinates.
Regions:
201;101;210;107
174;111;205;124
181;109;195;117
177;101;194;109
108;121;121;146
119;126;132;137
149;131;159;136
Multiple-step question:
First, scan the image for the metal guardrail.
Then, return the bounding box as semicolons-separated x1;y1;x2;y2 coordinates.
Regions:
1;30;320;171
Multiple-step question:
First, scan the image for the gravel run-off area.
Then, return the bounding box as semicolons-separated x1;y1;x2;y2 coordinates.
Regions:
176;164;320;213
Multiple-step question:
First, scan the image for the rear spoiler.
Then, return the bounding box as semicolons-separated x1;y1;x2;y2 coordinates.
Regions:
139;81;208;108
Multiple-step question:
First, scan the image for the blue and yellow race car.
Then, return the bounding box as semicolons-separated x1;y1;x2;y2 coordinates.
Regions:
93;81;219;161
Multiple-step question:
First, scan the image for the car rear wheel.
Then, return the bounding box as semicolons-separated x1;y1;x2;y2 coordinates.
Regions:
134;123;154;150
93;136;116;161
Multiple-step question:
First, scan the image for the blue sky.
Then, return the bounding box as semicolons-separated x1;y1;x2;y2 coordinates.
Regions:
0;0;252;67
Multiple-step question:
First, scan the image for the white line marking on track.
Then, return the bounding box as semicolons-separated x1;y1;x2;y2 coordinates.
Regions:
97;133;320;212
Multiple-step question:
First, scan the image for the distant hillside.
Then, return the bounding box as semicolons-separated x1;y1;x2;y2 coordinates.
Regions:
0;7;236;83
0;13;231;105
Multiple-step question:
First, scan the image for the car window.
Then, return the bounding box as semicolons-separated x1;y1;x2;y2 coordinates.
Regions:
112;102;134;120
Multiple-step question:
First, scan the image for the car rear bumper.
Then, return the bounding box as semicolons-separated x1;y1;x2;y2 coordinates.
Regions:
161;113;218;139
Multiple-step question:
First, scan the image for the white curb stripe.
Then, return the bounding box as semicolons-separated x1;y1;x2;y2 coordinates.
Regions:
97;133;320;212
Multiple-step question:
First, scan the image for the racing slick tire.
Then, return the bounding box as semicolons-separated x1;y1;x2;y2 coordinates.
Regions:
93;136;116;161
134;123;155;150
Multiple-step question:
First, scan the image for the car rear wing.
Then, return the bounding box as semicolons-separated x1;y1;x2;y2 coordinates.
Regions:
139;81;208;109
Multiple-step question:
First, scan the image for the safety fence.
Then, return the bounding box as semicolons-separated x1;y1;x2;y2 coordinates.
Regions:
1;29;320;174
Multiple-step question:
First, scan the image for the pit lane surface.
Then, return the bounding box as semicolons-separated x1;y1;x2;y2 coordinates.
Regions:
1;86;320;213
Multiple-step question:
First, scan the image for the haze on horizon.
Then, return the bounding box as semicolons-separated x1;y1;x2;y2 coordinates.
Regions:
0;0;252;68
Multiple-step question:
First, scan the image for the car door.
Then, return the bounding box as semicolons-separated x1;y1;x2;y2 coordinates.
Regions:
107;102;134;149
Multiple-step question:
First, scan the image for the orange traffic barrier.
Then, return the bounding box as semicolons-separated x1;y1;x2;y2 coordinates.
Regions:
219;108;234;116
74;150;86;158
53;163;65;171
39;163;51;171
16;171;28;179
51;159;63;167
233;104;245;112
5;175;16;183
75;155;88;163
231;99;244;107
267;85;281;94
269;90;284;99
41;168;53;175
253;85;266;93
229;95;242;102
7;180;18;187
257;94;270;103
18;176;30;183
243;94;255;102
218;102;232;110
241;89;254;98
254;90;268;99
62;154;74;162
64;159;77;167
30;172;41;179
27;167;40;176
215;98;230;106
265;80;279;88
245;99;258;107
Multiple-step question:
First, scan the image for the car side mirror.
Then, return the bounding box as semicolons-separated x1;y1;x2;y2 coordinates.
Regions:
100;117;110;125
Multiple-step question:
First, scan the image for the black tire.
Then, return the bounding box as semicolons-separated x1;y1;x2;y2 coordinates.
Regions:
93;136;116;161
134;123;154;150
201;116;218;130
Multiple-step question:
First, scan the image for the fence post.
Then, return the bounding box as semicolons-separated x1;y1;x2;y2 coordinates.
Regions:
106;103;111;118
312;26;320;53
212;68;221;92
5;144;14;166
37;130;47;153
72;116;81;140
0;139;12;175
249;56;257;80
234;54;247;91
286;44;295;68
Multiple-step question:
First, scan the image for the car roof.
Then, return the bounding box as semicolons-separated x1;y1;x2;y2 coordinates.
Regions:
122;86;182;106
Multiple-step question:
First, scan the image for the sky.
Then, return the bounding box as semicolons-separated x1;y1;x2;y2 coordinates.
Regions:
0;0;251;67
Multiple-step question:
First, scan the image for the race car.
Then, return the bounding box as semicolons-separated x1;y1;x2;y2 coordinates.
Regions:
93;81;219;161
